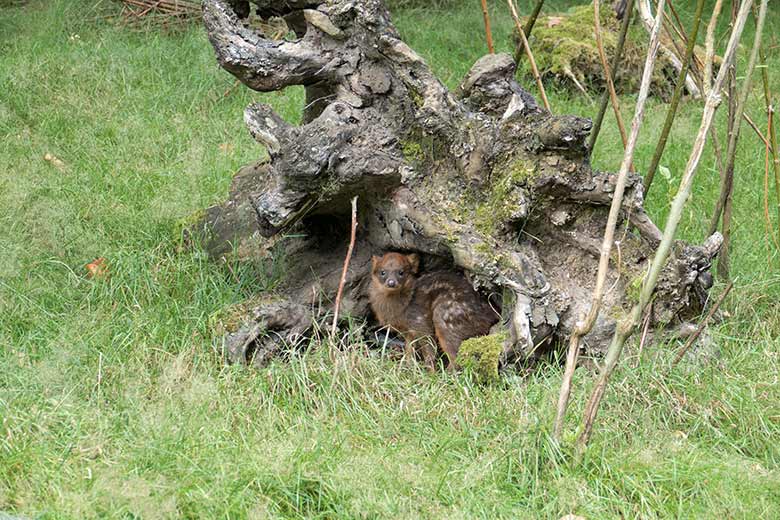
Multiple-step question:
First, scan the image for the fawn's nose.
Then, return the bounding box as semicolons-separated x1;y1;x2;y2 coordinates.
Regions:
386;279;397;288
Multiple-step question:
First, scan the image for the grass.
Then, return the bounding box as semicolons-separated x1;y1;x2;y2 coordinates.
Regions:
1;0;779;518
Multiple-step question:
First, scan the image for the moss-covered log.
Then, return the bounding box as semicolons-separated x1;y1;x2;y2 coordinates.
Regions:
512;4;716;98
197;0;721;369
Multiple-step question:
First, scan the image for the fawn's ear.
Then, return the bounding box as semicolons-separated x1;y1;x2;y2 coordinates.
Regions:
406;253;420;274
371;255;381;270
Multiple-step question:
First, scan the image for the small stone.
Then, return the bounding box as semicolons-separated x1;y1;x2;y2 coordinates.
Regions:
303;9;344;38
550;209;571;226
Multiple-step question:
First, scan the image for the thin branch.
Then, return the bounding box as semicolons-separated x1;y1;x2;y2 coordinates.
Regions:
708;27;738;240
634;309;652;368
758;43;780;242
593;0;632;170
643;0;706;198
671;281;734;368
663;0;708;87
331;196;359;337
636;0;700;98
588;0;635;151
742;112;769;146
703;0;724;96
695;0;767;164
764;113;779;252
480;0;495;54
507;0;551;112
654;0;736;200
513;0;547;63
553;0;667;440
575;0;757;449
714;0;768;279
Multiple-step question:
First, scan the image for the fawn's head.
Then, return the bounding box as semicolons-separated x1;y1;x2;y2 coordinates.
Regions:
370;252;420;293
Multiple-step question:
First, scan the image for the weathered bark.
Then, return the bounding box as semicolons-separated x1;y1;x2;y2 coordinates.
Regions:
198;0;720;368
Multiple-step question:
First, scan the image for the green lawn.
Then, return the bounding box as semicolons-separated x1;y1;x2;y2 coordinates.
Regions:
1;1;779;518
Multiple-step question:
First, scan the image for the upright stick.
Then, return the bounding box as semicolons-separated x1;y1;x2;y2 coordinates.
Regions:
589;0;635;151
643;0;706;198
712;0;768;279
331;196;359;337
513;0;547;62
507;0;551;112
576;0;757;448
764;114;778;252
671;281;734;369
703;0;724;96
480;0;495;54
553;0;667;440
757;44;780;244
593;0;630;161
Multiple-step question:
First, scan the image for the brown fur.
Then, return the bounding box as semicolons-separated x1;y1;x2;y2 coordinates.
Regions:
368;252;499;370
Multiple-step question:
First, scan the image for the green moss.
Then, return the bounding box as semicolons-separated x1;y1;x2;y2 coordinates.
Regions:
409;88;424;108
457;331;507;384
208;296;274;336
473;157;536;235
514;4;671;96
399;129;444;169
626;273;645;304
401;140;423;162
175;208;207;235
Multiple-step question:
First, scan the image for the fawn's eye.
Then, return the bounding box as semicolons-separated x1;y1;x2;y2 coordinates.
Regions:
398;270;404;277
380;270;386;276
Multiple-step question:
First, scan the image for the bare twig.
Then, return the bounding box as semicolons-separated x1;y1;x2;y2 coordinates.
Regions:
742;112;769;146
764;111;780;251
709;22;738;241
331;196;359;337
122;0;200;16
563;68;592;101
636;0;700;98
588;0;635;151
576;0;756;449
694;22;769;148
507;0;551;112
222;78;241;98
553;0;667;440
713;0;769;279
703;0;724;96
758;44;780;242
671;281;734;368
480;0;495;54
643;0;705;198
593;0;631;169
700;0;727;188
513;0;547;62
634;309;652;368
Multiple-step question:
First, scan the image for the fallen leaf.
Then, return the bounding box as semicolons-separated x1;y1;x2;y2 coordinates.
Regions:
218;143;235;153
673;430;688;440
547;16;563;28
43;152;66;170
86;257;108;279
559;515;586;520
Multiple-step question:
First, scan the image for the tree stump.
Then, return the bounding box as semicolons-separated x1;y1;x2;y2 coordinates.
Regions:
198;0;721;368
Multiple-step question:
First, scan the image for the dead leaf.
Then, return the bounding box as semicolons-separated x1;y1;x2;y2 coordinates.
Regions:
559;515;585;520
86;257;108;279
218;143;235;153
547;16;563;28
43;152;66;170
672;430;688;440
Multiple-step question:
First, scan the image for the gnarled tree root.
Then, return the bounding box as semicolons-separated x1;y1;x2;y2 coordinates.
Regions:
197;0;720;369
